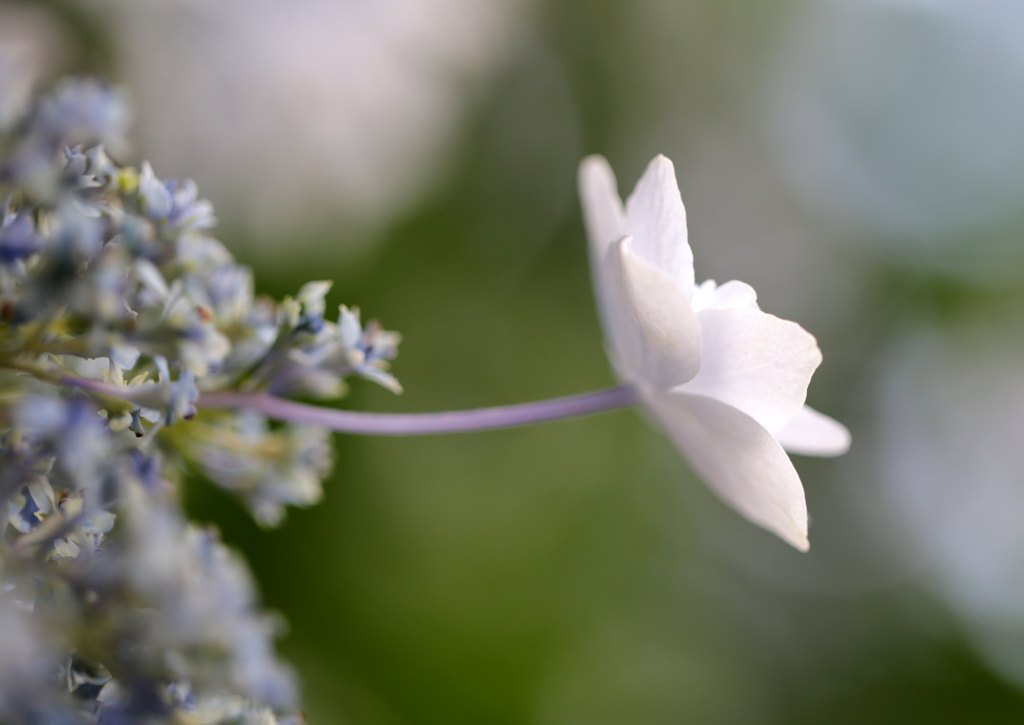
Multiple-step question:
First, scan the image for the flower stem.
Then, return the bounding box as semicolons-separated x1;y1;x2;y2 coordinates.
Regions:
198;386;640;436
47;369;639;435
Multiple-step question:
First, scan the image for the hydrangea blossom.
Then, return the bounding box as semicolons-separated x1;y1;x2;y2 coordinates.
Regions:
0;77;402;724
579;154;850;550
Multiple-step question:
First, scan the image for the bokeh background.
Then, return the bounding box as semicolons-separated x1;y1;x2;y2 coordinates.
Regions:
6;0;1024;721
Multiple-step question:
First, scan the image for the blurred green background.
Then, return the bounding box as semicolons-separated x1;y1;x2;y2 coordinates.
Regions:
7;0;1024;721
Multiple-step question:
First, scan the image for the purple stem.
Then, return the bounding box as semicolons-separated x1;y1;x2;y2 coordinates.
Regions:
59;374;640;435
198;385;640;436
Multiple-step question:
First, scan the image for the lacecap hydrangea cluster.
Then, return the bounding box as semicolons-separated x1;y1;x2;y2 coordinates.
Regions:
0;78;401;724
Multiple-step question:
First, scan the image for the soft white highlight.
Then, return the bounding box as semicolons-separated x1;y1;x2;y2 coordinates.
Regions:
96;0;529;252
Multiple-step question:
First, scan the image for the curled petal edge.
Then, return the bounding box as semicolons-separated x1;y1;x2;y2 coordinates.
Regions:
605;236;701;390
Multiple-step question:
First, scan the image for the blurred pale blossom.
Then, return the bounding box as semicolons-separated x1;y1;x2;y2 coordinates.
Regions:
92;0;532;254
876;320;1024;682
579;154;849;550
0;4;69;130
771;0;1024;279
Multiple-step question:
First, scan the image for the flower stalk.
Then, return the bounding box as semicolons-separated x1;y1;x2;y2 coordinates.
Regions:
39;369;639;436
199;385;640;435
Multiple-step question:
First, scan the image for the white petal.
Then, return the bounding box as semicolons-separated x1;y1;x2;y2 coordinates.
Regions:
691;279;759;312
579;155;629;347
647;392;809;551
774;405;851;457
679;308;822;433
624;155;695;298
578;155;627;262
604;237;701;389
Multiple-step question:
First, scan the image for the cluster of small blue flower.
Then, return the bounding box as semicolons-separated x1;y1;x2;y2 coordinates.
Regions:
0;77;402;724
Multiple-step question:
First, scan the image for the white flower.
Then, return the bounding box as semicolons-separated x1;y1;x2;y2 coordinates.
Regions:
579;154;850;550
